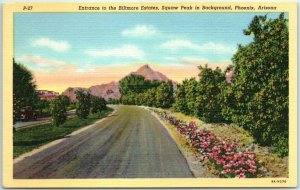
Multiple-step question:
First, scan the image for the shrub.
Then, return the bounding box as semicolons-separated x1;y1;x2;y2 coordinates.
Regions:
50;95;68;127
173;78;199;116
76;90;91;119
107;98;120;104
91;96;107;113
173;80;188;114
155;81;174;108
144;88;157;107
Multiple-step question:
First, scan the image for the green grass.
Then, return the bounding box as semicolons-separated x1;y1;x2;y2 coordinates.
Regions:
13;108;113;158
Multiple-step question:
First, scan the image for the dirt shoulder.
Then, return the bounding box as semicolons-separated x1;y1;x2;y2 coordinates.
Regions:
147;107;216;178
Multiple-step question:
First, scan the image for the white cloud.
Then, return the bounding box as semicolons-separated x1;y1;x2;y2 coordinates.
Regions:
86;44;145;59
122;25;157;37
19;55;67;68
32;38;70;52
162;56;230;70
161;40;198;50
160;39;235;53
180;56;209;64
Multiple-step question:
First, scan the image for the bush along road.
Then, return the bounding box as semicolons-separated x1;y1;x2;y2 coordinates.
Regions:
152;109;269;178
14;105;194;178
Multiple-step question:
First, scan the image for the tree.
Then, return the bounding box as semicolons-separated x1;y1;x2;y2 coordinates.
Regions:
220;65;236;123
144;88;157;107
185;78;200;116
119;74;151;95
173;80;188;114
155;81;174;108
91;95;107;113
76;90;91;119
59;95;71;107
13;59;38;122
36;99;50;116
195;65;226;123
228;13;288;156
107;98;120;104
119;74;163;105
50;95;68;127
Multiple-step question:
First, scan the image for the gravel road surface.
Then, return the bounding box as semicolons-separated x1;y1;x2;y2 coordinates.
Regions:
14;105;194;178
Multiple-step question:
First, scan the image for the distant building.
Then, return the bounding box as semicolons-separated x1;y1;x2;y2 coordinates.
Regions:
35;90;59;100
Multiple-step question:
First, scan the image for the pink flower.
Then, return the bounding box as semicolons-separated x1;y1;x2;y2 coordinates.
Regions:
238;173;246;178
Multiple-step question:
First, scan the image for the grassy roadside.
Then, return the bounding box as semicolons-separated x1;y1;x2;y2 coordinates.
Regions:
13;108;113;158
150;107;288;178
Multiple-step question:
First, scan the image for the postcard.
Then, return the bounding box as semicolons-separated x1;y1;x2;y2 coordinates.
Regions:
2;1;297;188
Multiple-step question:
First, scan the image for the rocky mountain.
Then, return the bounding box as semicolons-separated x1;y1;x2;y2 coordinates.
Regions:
62;64;175;102
89;81;121;100
62;87;88;102
130;64;170;82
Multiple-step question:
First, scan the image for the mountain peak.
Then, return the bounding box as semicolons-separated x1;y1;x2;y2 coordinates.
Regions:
62;64;177;102
140;64;150;69
132;64;170;83
136;64;152;72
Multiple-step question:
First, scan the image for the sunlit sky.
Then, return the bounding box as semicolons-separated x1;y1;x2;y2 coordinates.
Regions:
14;12;283;92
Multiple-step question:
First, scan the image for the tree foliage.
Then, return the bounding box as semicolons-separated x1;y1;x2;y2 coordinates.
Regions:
155;81;174;108
173;80;189;114
13;59;38;122
225;13;289;156
119;75;152;95
119;74;174;108
91;96;107;113
195;65;226;123
50;95;70;127
76;90;92;119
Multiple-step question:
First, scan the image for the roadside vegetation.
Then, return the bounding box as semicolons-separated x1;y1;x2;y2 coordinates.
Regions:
119;14;288;159
117;13;288;178
150;107;288;178
13;109;112;158
13;60;111;158
119;75;174;108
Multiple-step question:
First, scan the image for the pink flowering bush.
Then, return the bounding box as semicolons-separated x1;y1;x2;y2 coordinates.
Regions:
155;110;268;178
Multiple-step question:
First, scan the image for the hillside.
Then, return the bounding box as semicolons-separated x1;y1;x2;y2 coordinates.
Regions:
61;64;175;101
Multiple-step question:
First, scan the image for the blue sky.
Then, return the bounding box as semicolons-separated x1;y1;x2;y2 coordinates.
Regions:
14;12;284;91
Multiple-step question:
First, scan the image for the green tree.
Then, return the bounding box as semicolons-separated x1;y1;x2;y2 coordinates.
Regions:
119;74;151;95
59;95;71;107
13;59;38;122
144;88;157;107
36;99;50;116
155;81;174;108
220;66;235;123
185;78;200;116
228;13;288;156
119;74;163;105
50;95;68;127
195;65;226;123
76;90;91;119
107;98;120;104
173;79;189;115
91;95;107;113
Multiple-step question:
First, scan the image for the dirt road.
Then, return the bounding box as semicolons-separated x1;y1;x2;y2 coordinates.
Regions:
14;105;194;178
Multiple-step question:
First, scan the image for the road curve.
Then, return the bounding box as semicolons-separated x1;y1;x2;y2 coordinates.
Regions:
14;105;194;178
